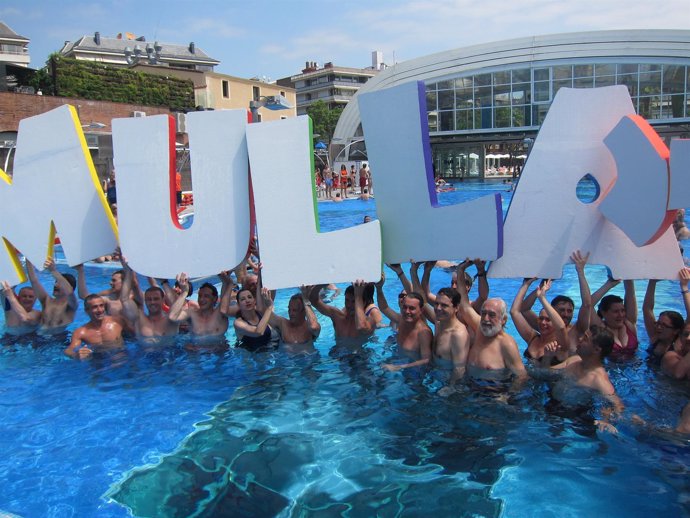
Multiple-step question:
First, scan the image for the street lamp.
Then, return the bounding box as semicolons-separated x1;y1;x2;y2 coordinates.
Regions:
249;94;292;123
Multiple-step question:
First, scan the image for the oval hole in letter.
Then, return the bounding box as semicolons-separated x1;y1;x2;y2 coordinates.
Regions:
576;174;600;204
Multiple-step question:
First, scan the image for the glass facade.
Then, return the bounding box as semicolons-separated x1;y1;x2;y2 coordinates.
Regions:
426;63;690;133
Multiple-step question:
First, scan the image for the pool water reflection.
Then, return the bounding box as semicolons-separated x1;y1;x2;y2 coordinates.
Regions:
0;179;689;517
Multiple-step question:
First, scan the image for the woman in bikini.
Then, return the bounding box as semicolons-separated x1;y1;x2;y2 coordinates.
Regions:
642;268;690;358
511;278;569;366
591;278;638;355
234;287;278;352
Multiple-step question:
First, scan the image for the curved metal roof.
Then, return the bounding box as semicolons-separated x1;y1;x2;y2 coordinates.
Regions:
333;29;690;142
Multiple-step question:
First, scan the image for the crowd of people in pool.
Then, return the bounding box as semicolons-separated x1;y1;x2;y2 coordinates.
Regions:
2;244;690;436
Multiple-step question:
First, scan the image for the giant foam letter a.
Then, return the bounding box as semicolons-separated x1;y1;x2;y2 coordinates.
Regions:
112;110;251;278
0;105;117;284
358;81;502;263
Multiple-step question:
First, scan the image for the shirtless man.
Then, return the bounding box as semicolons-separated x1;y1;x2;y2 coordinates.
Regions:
64;294;125;359
433;288;471;384
76;263;130;319
168;272;232;340
310;281;373;339
550;325;624;431
381;292;433;372
457;276;527;382
519;250;591;354
26;258;78;334
269;286;321;353
1;281;41;334
121;260;179;342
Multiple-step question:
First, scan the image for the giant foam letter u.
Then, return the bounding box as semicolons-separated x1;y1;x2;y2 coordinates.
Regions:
0;105;117;284
358;81;503;263
112;110;251;278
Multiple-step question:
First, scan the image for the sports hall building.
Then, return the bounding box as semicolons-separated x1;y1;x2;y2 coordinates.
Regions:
331;30;690;179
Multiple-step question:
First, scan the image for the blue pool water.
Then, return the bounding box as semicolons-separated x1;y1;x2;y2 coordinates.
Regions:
1;179;689;517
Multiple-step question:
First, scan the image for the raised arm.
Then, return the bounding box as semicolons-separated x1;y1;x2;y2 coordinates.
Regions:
473;259;489;310
571;250;591;334
218;270;236;317
421;261;437;305
680;268;690;322
119;259;140;324
301;285;321;338
25;259;48;305
374;272;400;324
309;284;340;319
387;263;413;294
1;281;32;323
456;262;480;333
45;258;77;311
643;279;658;338
75;263;90;300
536;280;568;347
168;273;191;323
623;280;637;325
353;279;373;334
510;278;540;344
409;261;423;299
519;287;540;331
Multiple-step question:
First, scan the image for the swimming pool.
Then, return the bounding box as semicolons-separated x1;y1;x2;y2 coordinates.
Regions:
1;179;688;517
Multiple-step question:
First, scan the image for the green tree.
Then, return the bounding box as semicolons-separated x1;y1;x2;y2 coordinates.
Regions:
306;100;343;143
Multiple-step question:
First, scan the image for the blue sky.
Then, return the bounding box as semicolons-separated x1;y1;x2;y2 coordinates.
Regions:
3;0;690;81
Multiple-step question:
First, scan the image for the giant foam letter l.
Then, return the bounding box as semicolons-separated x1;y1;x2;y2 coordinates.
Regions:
0;105;117;284
112;110;251;278
245;116;382;289
358;81;503;263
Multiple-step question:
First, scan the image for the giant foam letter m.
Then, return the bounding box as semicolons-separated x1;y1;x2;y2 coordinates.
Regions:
0;105;117;285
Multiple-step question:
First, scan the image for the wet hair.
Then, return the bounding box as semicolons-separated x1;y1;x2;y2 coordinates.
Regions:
404;292;425;308
175;280;193;297
62;273;77;290
589;325;615;359
84;293;103;309
436;287;460;306
483;298;507;320
597;294;623;318
199;282;218;299
145;286;164;298
659;310;685;334
363;283;375;306
113;269;124;279
345;285;354;297
551;295;575;308
236;287;254;302
289;293;305;309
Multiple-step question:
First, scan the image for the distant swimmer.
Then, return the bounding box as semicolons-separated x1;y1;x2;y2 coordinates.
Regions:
64;294;125;360
120;259;179;342
169;272;233;341
661;322;690;379
550;325;624;433
381;292;433;372
26;258;78;334
432;288;470;386
457;275;527;383
310;281;374;339
268;286;320;353
1;281;41;334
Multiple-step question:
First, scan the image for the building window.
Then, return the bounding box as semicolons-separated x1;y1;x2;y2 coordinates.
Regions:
222;80;230;99
253;86;260;100
280;91;286;97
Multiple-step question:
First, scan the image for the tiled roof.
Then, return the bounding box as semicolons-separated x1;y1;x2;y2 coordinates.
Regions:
0;22;29;42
